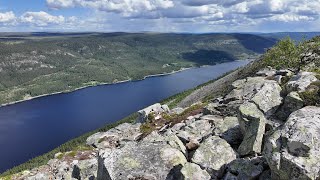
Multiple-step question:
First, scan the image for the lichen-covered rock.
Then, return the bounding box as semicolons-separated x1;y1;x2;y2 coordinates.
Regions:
214;116;243;146
86;123;142;149
225;157;266;180
170;107;185;115
72;158;98;180
277;91;304;120
286;72;318;92
177;119;214;143
252;81;282;116
97;141;187;180
143;131;187;157
137;103;170;123
191;136;236;178
179;162;211;180
227;77;267;102
26;172;55;180
256;67;276;77
238;102;266;156
264;106;320;180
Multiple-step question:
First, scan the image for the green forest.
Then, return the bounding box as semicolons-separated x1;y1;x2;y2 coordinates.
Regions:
0;33;276;105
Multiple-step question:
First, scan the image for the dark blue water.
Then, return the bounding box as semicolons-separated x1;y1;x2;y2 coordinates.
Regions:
0;60;249;172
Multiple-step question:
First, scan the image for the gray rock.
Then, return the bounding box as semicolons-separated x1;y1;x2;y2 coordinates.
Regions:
274;75;283;84
171;122;186;132
259;170;272;180
177;120;214;143
277;91;304;120
145;131;188;157
225;157;266;180
191;136;236;178
170;107;185;115
179;162;211;180
264;106;320;180
276;69;293;76
251;80;282;116
256;67;276;77
72;158;98;180
238;102;266;156
97;141;187;180
286;72;318;92
214;116;243;146
203;103;221;115
86;123;142;149
137;103;170;123
26;173;54;180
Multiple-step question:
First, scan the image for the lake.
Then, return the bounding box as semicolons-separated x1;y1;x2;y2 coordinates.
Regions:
0;60;249;173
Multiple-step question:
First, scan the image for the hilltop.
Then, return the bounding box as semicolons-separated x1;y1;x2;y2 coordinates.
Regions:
1;36;319;179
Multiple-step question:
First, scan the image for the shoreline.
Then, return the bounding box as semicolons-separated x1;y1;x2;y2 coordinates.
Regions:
0;60;250;108
0;66;195;108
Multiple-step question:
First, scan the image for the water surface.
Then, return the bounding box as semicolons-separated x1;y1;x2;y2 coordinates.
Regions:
0;60;249;172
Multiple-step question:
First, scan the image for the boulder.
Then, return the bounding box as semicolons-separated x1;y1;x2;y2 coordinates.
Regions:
238;102;266;156
86;123;142;149
214;116;243;146
97;141;187;180
177;119;214;143
72;158;98;180
251;81;282;116
225;157;266;180
264;106;320;180
191;136;236;178
286;72;318;92
143;131;187;157
170;107;185;115
256;67;276;77
277;91;304;120
276;69;293;77
26;172;54;180
137;103;170;123
225;77;269;103
179;162;211;180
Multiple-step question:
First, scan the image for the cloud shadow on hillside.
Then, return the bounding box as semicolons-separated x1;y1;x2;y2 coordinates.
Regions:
182;50;236;65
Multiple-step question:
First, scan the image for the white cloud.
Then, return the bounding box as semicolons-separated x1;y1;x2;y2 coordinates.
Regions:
0;11;16;23
20;11;65;26
270;14;315;22
46;0;75;9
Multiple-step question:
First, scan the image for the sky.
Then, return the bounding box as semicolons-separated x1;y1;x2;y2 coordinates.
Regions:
0;0;319;33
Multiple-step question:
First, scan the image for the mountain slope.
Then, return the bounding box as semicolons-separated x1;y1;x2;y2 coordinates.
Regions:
0;33;276;105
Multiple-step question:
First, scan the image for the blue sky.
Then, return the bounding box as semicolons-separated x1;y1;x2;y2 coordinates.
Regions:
0;0;319;32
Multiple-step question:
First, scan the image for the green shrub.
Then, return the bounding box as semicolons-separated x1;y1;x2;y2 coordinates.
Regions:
140;123;154;135
147;112;155;122
299;81;320;106
262;37;302;70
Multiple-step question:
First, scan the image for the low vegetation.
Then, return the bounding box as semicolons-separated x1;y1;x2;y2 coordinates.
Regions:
300;81;320;106
262;36;320;70
140;103;205;136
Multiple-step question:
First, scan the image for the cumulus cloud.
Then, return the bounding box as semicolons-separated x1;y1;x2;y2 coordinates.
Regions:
0;11;16;23
2;0;320;32
20;11;65;26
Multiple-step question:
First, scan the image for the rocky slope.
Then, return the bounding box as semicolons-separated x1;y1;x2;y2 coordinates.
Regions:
3;39;320;180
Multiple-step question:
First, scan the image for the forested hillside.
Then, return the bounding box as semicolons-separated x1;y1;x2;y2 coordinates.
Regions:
0;33;276;105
